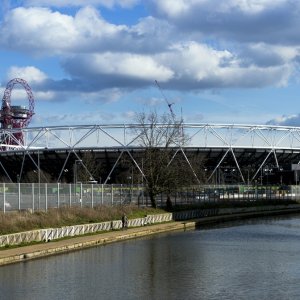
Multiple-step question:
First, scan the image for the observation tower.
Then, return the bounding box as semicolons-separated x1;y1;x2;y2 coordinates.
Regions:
0;78;34;147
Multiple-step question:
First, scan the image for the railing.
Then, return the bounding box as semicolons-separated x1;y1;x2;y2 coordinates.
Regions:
0;183;299;213
0;183;146;212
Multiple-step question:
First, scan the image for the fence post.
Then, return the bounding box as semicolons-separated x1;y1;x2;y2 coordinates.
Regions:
111;184;113;206
57;183;60;208
3;183;5;213
120;184;123;204
69;184;72;207
18;183;21;211
80;183;83;207
45;183;48;212
101;184;104;205
91;184;94;208
32;183;35;212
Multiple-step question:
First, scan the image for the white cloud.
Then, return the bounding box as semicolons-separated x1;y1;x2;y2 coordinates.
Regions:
0;7;77;54
225;0;287;14
217;64;292;88
61;41;293;90
64;52;174;82
34;91;56;101
162;42;234;81
266;114;300;126
159;42;293;88
94;53;174;81
236;43;300;74
0;6;178;57
24;0;139;8
79;88;123;103
2;87;32;104
7;66;48;83
152;0;194;18
1;1;298;96
0;6;130;55
266;114;300;127
151;0;300;46
153;0;288;17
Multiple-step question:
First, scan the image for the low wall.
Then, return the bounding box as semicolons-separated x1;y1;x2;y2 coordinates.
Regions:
0;213;173;247
1;205;300;248
172;204;300;220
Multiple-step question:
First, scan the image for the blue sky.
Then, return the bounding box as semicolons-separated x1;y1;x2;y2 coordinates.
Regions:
1;0;300;127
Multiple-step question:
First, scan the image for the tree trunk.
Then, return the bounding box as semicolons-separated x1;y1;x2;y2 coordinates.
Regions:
149;190;157;208
166;194;172;210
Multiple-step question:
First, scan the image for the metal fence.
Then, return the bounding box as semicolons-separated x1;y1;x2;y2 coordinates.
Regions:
0;183;147;213
0;183;299;213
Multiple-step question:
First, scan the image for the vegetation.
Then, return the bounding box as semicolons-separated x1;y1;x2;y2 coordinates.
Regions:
0;205;164;235
134;110;206;208
0;198;298;236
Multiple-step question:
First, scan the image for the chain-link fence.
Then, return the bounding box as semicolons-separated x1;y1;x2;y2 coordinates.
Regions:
0;183;298;213
0;183;147;212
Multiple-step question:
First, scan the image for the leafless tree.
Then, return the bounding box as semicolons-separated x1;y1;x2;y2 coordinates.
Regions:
134;110;204;208
23;169;52;183
76;152;102;183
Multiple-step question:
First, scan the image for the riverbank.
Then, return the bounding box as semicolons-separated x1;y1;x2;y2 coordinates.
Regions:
1;204;300;266
0;206;162;235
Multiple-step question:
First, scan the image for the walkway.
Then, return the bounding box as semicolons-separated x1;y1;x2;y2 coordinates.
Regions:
0;221;193;266
1;205;300;266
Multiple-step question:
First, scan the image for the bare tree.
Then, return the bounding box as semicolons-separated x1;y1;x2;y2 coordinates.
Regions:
76;152;101;183
23;169;52;183
134;110;196;208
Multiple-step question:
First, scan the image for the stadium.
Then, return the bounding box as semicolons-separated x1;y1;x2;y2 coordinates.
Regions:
1;78;300;186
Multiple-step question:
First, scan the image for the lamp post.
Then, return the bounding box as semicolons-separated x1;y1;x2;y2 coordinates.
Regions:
279;167;283;185
74;160;82;184
33;151;41;210
246;168;250;186
264;167;272;186
38;151;40;210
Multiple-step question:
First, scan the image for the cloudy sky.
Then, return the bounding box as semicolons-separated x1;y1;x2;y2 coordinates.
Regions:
0;0;300;127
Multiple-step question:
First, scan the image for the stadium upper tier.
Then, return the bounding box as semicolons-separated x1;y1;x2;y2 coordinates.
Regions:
0;123;300;184
1;123;300;150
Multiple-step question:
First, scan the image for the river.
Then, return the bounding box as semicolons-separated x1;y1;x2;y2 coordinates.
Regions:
1;215;300;300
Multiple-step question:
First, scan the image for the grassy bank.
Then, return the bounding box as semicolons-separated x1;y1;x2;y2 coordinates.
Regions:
0;206;164;235
0;199;298;235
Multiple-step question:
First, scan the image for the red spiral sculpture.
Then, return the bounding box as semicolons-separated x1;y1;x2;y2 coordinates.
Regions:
0;78;35;147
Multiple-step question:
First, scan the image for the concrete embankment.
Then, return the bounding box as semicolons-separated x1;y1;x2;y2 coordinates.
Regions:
1;204;300;266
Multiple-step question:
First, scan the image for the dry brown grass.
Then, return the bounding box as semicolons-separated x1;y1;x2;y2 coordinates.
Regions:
0;205;164;235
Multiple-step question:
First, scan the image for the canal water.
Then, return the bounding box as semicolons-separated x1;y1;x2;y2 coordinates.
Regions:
1;215;300;300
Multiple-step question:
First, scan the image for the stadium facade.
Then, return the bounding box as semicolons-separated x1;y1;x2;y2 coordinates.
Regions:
0;123;300;185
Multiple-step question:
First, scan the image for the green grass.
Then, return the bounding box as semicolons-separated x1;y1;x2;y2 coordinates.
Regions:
0;199;298;236
0;205;165;235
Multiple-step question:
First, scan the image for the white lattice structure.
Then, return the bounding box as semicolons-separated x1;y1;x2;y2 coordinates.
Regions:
1;123;300;184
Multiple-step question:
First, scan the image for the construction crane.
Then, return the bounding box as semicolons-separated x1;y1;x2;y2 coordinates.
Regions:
155;80;176;120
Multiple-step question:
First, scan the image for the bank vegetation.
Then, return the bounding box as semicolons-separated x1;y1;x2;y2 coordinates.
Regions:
0;198;298;236
0;205;163;235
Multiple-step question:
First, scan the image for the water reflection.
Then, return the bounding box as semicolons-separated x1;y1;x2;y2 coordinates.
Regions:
1;215;300;299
